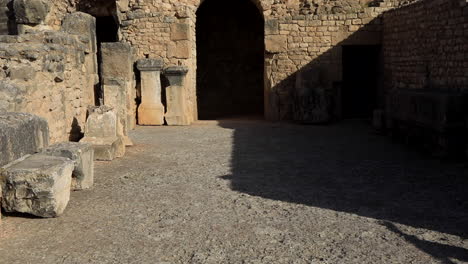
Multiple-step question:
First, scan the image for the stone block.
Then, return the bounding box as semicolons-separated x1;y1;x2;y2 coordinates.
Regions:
164;66;191;126
100;43;133;81
42;142;94;190
84;106;118;138
13;0;50;24
61;12;97;53
167;40;190;59
170;23;190;41
80;137;124;161
81;106;125;160
0;112;49;167
1;154;73;218
265;35;287;53
265;19;279;35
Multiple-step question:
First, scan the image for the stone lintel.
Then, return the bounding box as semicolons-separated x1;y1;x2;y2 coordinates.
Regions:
136;58;163;72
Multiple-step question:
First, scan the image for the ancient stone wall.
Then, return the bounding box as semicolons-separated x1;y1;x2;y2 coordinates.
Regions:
0;31;98;143
115;0;408;121
0;0;422;128
381;0;468;157
382;0;468;91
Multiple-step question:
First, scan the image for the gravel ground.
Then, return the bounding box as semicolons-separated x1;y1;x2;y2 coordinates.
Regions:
0;119;467;264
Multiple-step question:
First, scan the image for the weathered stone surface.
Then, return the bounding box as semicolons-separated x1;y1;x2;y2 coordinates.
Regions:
0;112;49;167
165;66;191;126
137;59;165;126
101;43;133;82
1;154;73;218
61;12;97;53
167;40;190;59
170;23;190;41
42;142;94;190
81;106;125;160
84;106;119;138
101;42;136;146
13;0;50;24
0;30;98;143
293;68;332;123
265;35;287;53
80;136;123;161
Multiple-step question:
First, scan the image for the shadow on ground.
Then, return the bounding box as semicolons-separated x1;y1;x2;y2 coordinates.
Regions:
218;119;468;262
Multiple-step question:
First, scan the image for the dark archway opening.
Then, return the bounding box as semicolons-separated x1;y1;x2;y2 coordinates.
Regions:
342;45;381;119
196;0;264;120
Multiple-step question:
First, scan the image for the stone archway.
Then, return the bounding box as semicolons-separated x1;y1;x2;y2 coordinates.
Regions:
196;0;265;120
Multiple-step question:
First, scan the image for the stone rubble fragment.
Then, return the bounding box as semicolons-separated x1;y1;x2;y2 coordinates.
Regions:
1;154;73;218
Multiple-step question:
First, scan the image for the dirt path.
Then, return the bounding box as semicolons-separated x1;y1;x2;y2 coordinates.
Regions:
1;120;467;263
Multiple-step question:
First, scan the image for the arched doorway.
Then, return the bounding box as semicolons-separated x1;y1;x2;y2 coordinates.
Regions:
196;0;265;120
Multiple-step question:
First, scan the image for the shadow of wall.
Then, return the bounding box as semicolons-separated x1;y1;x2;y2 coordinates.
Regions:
218;118;468;262
216;1;468;261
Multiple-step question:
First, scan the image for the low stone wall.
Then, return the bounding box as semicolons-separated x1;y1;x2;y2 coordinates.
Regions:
0;30;98;143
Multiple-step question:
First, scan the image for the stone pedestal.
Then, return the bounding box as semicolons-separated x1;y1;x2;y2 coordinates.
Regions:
137;59;164;125
101;43;136;146
164;66;190;126
80;106;125;161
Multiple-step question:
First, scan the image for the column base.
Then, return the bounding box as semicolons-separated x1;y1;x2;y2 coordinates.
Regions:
138;104;165;125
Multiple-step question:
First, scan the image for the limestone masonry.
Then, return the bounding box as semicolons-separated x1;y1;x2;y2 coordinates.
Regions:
0;0;466;218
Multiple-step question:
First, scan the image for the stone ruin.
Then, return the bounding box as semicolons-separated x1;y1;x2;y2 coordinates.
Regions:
0;0;466;219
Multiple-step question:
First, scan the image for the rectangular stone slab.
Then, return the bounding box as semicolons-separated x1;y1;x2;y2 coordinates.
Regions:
0;112;49;167
42;142;94;190
1;154;74;218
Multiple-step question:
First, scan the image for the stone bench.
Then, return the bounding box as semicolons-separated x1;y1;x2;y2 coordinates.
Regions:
1;154;74;218
42;142;94;190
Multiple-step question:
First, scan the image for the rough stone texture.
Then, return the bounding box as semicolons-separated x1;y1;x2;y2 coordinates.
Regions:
0;121;466;263
0;30;97;143
0;112;49;167
383;0;468;91
382;0;468;157
80;106;125;161
42;142;94;190
0;0;13;35
0;154;73;218
101;42;136;145
115;0;408;121
13;0;50;24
